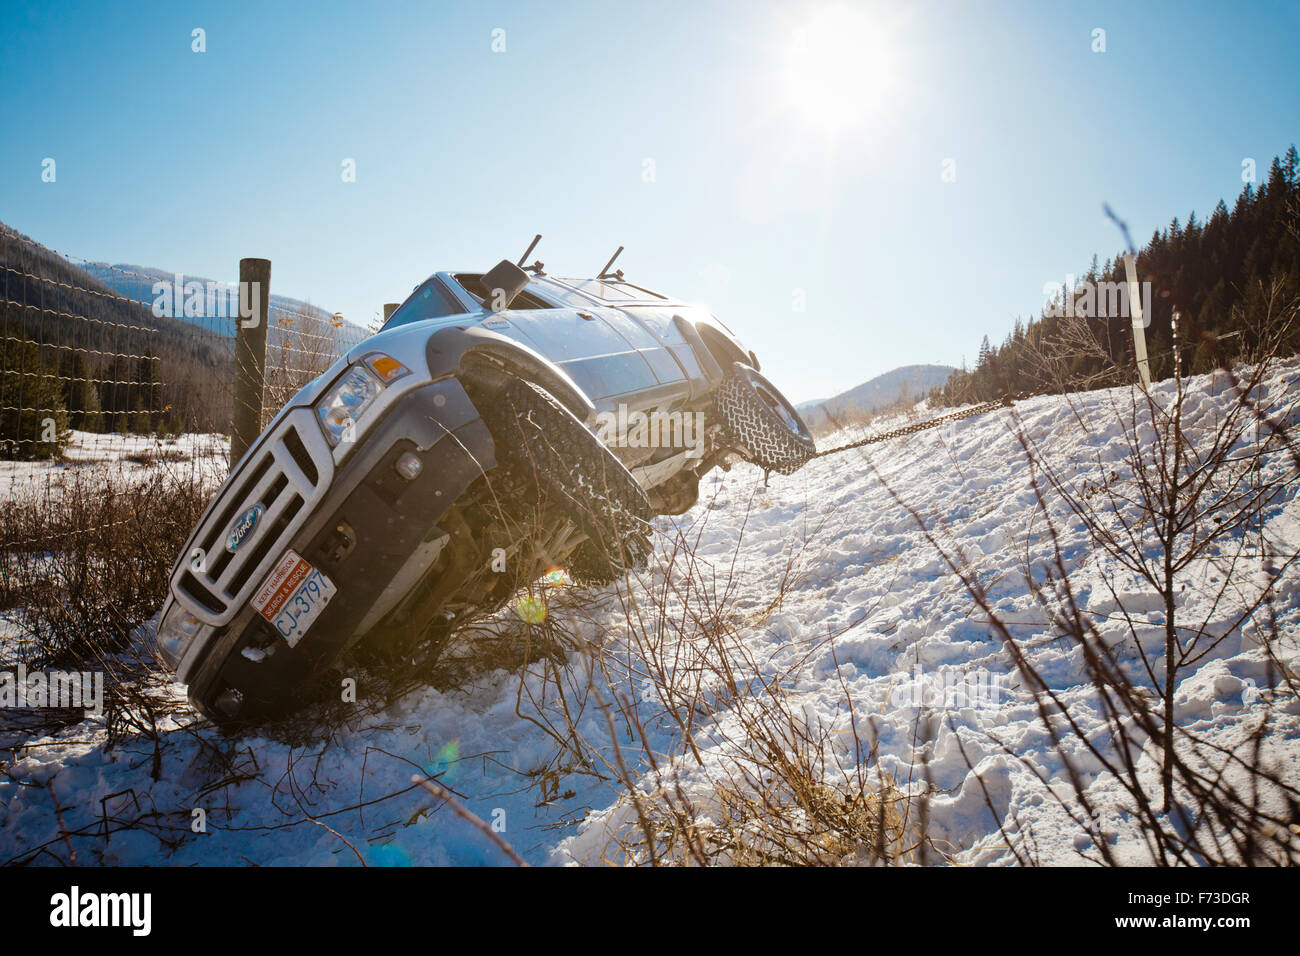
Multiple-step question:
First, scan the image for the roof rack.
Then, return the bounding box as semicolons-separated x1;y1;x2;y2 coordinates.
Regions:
597;245;625;280
516;234;545;275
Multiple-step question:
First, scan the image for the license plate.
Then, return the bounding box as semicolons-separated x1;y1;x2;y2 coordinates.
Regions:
250;550;337;648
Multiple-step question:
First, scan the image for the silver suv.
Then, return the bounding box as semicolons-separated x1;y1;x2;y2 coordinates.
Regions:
155;250;815;724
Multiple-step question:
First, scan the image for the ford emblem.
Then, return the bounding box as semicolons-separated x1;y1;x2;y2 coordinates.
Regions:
226;505;264;553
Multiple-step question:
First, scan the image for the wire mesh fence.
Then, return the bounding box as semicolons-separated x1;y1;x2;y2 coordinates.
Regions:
0;222;362;636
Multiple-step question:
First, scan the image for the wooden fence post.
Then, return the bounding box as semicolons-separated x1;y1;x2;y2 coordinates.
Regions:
231;258;271;468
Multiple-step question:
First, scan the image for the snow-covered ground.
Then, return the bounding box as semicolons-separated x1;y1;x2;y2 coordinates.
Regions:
2;366;1298;866
0;430;228;497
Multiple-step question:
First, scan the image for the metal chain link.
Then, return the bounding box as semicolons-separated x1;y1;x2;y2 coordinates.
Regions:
812;396;1015;459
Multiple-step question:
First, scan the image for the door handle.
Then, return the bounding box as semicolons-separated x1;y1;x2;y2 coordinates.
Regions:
577;312;596;320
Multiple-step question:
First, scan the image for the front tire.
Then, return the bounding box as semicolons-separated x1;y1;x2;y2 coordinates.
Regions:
483;377;653;582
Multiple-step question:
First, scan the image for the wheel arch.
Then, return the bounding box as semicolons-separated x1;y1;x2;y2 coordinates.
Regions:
425;325;596;424
695;320;759;374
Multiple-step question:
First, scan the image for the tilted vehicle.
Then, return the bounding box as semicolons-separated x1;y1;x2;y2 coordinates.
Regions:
155;244;816;724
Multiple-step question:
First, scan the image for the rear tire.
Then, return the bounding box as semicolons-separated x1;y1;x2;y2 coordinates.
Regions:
647;469;701;516
714;362;816;475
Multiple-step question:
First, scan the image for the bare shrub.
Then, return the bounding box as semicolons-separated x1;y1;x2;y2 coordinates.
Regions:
1021;311;1132;395
594;675;921;866
0;451;222;746
495;487;938;866
870;298;1300;864
263;306;345;422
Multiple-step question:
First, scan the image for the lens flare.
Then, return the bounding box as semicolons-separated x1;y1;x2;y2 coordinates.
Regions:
514;595;548;624
425;739;460;783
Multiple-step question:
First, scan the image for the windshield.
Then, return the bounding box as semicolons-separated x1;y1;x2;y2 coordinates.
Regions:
382;277;468;330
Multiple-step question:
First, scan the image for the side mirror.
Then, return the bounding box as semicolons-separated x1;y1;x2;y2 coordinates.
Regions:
481;259;530;312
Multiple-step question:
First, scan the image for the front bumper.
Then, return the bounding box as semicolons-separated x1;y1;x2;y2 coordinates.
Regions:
164;377;496;723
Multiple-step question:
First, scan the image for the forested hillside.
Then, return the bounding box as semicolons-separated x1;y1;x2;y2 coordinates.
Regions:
936;146;1300;404
1;223;235;456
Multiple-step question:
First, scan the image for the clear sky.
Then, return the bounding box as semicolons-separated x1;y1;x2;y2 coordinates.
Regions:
2;0;1297;403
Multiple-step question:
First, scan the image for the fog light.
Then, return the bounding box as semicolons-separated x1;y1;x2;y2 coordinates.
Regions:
214;688;245;717
394;451;423;481
157;605;204;670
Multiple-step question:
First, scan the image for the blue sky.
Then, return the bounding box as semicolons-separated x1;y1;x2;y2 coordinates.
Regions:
2;0;1297;403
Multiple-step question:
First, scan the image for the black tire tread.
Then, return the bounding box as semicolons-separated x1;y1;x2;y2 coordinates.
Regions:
714;365;816;475
485;378;652;582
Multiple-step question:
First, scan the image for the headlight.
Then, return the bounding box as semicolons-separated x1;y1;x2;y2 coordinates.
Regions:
316;364;381;446
314;353;411;447
157;603;204;671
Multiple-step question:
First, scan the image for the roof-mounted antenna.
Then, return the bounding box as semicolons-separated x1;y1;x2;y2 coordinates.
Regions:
598;245;625;280
516;234;545;275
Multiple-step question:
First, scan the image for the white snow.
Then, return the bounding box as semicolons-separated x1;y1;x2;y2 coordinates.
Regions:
1;364;1298;866
0;430;228;496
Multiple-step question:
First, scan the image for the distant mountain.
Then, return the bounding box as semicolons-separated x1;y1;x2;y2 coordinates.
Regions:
78;262;368;353
797;364;956;430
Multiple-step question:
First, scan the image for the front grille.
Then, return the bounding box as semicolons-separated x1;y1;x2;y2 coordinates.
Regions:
174;409;333;624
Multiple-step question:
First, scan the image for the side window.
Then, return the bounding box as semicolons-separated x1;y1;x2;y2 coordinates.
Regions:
452;274;557;310
383;278;467;330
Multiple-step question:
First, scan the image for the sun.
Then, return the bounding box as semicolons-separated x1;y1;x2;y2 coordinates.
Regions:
780;4;896;134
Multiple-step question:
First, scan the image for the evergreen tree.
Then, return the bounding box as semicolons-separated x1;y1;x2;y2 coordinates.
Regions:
130;399;152;435
934;145;1300;405
0;337;69;459
100;354;133;433
1283;145;1299;186
133;349;162;431
66;353;102;432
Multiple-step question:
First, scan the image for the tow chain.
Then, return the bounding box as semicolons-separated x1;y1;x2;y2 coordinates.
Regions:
810;394;1016;459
